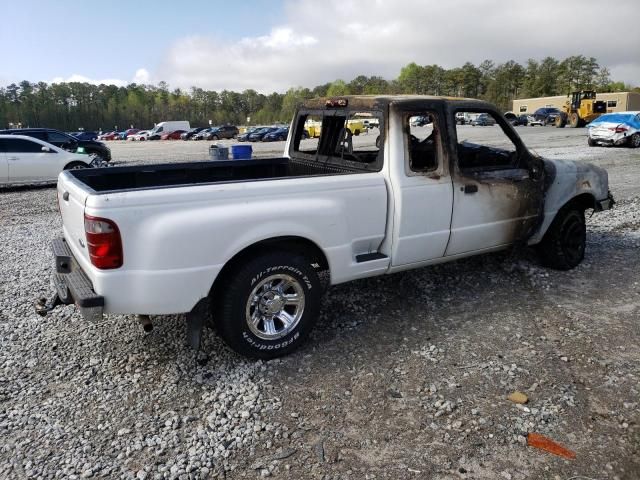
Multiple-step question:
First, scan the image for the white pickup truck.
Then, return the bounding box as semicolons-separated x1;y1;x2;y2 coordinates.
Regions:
38;95;613;359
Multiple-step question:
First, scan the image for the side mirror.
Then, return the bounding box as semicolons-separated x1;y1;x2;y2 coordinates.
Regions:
41;146;51;152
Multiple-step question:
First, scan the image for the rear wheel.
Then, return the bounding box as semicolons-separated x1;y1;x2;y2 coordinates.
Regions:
213;251;321;359
211;135;219;140
628;133;640;148
537;208;586;270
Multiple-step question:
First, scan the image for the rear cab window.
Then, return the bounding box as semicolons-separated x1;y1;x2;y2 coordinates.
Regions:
290;102;384;172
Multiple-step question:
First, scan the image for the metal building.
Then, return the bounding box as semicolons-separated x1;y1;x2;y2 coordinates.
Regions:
513;92;640;114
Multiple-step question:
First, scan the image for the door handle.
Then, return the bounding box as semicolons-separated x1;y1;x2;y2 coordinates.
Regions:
7;157;19;161
463;184;478;194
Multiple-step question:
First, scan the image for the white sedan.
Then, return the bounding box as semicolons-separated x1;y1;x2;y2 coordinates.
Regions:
128;130;150;141
588;111;640;147
0;134;95;186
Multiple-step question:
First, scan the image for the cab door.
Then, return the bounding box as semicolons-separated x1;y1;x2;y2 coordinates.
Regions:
445;109;544;256
6;137;60;183
389;108;454;267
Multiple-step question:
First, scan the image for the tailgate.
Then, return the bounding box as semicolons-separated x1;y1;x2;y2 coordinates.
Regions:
57;171;91;266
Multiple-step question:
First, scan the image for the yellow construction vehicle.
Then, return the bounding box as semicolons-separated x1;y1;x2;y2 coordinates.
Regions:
556;90;607;128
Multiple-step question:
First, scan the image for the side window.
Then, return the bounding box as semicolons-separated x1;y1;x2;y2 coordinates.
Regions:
48;132;73;144
25;131;47;141
5;138;45;153
407;113;439;173
455;111;518;171
519;105;527;113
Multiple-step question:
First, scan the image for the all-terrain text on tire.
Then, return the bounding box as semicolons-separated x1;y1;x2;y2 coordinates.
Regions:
212;252;322;359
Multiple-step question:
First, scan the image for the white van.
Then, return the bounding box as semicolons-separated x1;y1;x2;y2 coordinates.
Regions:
149;121;190;138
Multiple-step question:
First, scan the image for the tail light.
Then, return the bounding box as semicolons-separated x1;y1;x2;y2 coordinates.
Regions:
609;126;628;133
84;214;123;269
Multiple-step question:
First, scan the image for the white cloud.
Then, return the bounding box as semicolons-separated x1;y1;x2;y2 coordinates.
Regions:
132;68;151;84
50;68;152;87
157;0;640;92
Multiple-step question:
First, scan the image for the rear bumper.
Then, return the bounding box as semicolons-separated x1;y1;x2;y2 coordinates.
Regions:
50;237;104;321
589;134;628;146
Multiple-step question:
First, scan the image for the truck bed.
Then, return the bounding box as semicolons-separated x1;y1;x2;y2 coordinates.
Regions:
69;157;355;193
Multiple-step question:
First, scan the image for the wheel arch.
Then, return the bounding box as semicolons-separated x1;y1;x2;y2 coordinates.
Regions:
209;235;330;299
63;160;90;170
530;192;596;245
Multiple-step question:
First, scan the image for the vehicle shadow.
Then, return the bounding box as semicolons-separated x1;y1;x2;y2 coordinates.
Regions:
0;183;56;193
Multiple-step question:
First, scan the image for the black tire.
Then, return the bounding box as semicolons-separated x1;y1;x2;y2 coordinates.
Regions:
588;137;597;147
555;114;567;128
211;135;219;140
537;208;586;270
628;133;640;148
213;251;322;359
64;161;88;170
569;112;580;128
86;151;106;163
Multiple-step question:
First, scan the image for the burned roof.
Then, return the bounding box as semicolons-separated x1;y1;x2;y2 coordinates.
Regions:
301;95;493;111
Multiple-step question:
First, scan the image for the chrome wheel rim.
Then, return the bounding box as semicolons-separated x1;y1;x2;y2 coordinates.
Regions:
245;274;305;340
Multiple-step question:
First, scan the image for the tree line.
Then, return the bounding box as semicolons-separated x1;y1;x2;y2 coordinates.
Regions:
1;55;636;131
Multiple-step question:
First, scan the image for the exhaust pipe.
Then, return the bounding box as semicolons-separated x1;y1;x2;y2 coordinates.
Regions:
137;315;153;333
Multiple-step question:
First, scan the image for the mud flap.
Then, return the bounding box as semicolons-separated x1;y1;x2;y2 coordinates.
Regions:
186;298;209;350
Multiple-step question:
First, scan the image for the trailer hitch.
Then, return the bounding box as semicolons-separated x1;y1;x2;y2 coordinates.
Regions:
35;293;63;317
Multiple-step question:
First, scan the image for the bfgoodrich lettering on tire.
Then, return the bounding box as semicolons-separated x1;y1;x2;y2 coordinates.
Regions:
213;251;321;359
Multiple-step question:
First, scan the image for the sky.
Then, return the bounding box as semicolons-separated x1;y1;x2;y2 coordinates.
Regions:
2;0;639;93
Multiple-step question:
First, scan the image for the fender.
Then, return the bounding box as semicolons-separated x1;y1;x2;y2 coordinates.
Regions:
528;158;609;244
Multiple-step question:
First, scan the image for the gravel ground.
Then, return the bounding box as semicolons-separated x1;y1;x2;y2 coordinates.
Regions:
1;128;639;479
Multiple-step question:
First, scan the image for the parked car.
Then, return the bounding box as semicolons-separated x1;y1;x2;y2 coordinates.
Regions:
42;95;613;360
99;132;120;141
527;116;544;126
248;127;279;141
204;125;239;140
0;128;111;162
503;112;528;126
532;107;561;125
236;127;261;142
471;114;496;126
70;131;98;141
181;127;206;140
147;121;191;140
455;112;471;125
128;130;151;141
0;134;97;185
98;131;116;141
192;128;213;141
161;130;186;140
262;127;289;142
119;129;140;140
587;111;640;147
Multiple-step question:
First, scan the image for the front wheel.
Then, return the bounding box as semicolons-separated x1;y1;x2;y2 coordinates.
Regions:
588;137;598;147
64;161;88;170
537;208;586;270
213;252;322;359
